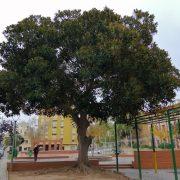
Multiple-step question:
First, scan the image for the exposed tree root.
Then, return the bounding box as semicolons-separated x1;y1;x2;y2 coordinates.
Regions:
76;164;92;174
68;163;96;174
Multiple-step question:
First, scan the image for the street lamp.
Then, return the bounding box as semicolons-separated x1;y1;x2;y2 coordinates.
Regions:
11;120;17;162
11;115;19;162
114;121;119;173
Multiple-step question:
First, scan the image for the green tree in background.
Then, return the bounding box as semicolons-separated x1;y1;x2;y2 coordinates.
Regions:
101;123;133;147
0;8;179;170
3;133;24;149
0;120;13;147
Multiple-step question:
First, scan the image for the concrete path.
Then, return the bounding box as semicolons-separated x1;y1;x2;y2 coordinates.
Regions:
14;157;132;163
0;151;8;180
120;169;180;180
99;157;133;165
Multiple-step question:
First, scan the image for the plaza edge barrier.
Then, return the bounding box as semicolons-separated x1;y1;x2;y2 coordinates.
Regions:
132;150;180;169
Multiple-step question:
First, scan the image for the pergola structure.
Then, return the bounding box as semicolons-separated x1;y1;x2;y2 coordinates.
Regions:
114;105;180;180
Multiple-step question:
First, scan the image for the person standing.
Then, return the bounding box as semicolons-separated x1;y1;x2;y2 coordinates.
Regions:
33;145;39;162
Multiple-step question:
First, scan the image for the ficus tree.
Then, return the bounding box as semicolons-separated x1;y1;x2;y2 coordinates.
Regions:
0;7;179;170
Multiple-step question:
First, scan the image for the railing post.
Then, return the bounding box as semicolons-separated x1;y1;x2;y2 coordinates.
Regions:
167;110;178;180
178;119;180;134
11;121;15;162
150;121;157;173
135;118;142;180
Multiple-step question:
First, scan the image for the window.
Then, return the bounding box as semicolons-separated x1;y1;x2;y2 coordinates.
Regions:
57;144;60;150
51;144;55;150
52;120;57;128
25;140;28;143
45;145;49;151
60;129;64;134
52;128;57;135
60;121;64;128
19;146;22;151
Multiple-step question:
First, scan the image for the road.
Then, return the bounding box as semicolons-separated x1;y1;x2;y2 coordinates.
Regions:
0;151;8;180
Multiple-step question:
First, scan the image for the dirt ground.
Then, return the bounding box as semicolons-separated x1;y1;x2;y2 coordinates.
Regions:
8;168;130;180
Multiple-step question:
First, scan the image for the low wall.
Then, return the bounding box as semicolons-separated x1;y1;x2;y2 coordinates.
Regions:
19;150;78;158
112;154;134;158
133;150;180;169
16;156;69;160
7;160;99;171
39;150;79;154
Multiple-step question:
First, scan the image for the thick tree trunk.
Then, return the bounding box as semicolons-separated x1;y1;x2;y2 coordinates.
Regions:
76;116;92;170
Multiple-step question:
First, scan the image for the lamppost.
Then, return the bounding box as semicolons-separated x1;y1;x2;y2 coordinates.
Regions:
114;121;119;173
11;116;19;162
11;119;17;163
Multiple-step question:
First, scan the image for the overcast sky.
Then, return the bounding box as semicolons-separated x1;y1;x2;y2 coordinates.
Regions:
0;0;180;121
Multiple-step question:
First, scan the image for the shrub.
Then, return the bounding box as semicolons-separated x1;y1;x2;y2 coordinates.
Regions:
141;144;152;149
158;142;171;149
132;142;152;149
132;142;137;149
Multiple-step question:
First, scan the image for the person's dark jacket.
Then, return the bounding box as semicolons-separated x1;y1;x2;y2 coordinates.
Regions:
33;146;39;154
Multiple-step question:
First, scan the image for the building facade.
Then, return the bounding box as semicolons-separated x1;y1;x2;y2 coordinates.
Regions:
38;115;78;150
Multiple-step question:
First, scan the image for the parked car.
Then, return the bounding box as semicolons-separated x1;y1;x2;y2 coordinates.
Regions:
0;148;4;157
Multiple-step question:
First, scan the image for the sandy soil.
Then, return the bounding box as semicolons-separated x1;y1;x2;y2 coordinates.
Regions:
8;168;130;180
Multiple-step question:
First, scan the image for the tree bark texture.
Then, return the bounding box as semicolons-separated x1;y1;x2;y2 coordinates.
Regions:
76;115;92;168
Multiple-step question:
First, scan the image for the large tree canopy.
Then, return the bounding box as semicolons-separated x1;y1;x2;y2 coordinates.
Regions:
0;7;179;167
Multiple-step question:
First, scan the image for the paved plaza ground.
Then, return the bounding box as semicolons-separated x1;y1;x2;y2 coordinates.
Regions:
121;169;180;180
1;152;180;180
